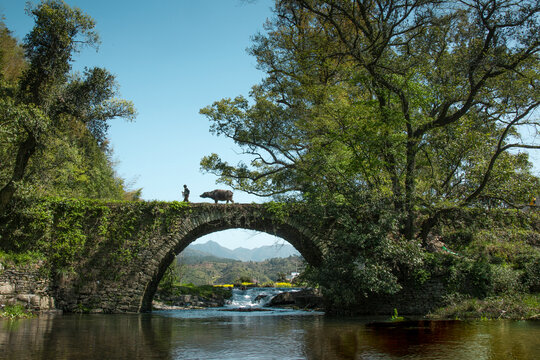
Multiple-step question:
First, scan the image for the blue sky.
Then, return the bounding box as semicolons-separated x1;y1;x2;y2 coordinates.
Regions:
1;0;285;249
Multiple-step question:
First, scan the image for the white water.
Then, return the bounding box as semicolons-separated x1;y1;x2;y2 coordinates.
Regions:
225;287;301;309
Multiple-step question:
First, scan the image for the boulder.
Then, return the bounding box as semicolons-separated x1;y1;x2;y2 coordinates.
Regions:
267;292;296;306
254;294;268;302
267;289;323;309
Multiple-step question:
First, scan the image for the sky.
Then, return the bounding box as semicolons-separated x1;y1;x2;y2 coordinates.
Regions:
1;0;285;249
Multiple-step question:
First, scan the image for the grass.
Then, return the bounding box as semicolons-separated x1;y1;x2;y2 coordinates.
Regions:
0;305;34;320
427;293;540;320
0;251;44;267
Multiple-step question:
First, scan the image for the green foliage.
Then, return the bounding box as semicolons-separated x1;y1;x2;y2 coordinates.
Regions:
74;302;91;314
158;261;182;296
156;283;232;304
446;258;493;298
0;250;44;266
0;198;178;278
0;1;137;212
391;308;404;322
429;293;540;320
421;208;540;320
301;200;427;309
263;201;290;222
0;304;34;319
200;0;540;243
490;264;524;294
0;20;26;83
19;0;98;103
434;209;540;295
303;203;539;312
236;275;254;284
523;259;540;293
167;201;191;213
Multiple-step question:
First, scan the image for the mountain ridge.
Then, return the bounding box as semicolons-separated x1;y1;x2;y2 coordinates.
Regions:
185;240;300;262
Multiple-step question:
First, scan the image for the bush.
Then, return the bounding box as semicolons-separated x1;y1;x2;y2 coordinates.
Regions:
302;202;428;310
444;229;474;248
522;258;540;292
157;262;181;296
446;258;492;298
490;264;524;294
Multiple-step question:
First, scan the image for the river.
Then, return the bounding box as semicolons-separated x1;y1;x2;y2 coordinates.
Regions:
1;288;539;359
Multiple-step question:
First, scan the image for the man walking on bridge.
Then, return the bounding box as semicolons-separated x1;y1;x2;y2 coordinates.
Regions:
182;185;190;202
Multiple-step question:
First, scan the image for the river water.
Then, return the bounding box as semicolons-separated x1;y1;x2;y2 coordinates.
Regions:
1;288;539;359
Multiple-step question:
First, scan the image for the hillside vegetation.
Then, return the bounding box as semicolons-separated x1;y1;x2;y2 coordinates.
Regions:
174;253;303;286
0;2;139;214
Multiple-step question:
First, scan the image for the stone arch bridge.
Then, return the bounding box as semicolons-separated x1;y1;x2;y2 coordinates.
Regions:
51;202;325;313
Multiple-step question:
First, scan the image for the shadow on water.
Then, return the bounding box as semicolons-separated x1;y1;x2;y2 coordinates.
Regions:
1;313;539;359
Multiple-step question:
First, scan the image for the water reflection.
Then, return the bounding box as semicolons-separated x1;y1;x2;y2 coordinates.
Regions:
1;314;175;359
302;318;540;360
1;312;539;359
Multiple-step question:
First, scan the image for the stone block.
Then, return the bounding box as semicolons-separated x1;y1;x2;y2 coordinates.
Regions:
0;283;14;295
30;295;41;306
40;296;54;310
6;298;18;306
17;294;31;303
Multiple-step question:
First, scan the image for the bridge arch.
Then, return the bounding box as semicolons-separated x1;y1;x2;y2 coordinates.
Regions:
138;204;323;312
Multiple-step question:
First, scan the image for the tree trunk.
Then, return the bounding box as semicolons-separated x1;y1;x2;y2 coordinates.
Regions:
0;134;37;212
403;137;417;241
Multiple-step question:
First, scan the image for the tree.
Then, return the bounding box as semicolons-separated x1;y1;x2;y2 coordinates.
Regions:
276;272;288;282
0;1;135;212
201;0;539;240
0;20;26;83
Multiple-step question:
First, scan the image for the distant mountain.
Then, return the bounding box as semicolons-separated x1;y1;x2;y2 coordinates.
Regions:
185;240;300;262
178;248;239;264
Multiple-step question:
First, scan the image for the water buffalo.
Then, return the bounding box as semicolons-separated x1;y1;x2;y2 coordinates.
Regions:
200;189;234;204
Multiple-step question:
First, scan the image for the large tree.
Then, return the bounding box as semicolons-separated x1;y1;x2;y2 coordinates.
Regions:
0;1;135;212
201;0;539;240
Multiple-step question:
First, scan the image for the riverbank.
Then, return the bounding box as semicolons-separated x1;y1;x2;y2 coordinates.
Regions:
427;293;540;320
154;284;233;309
